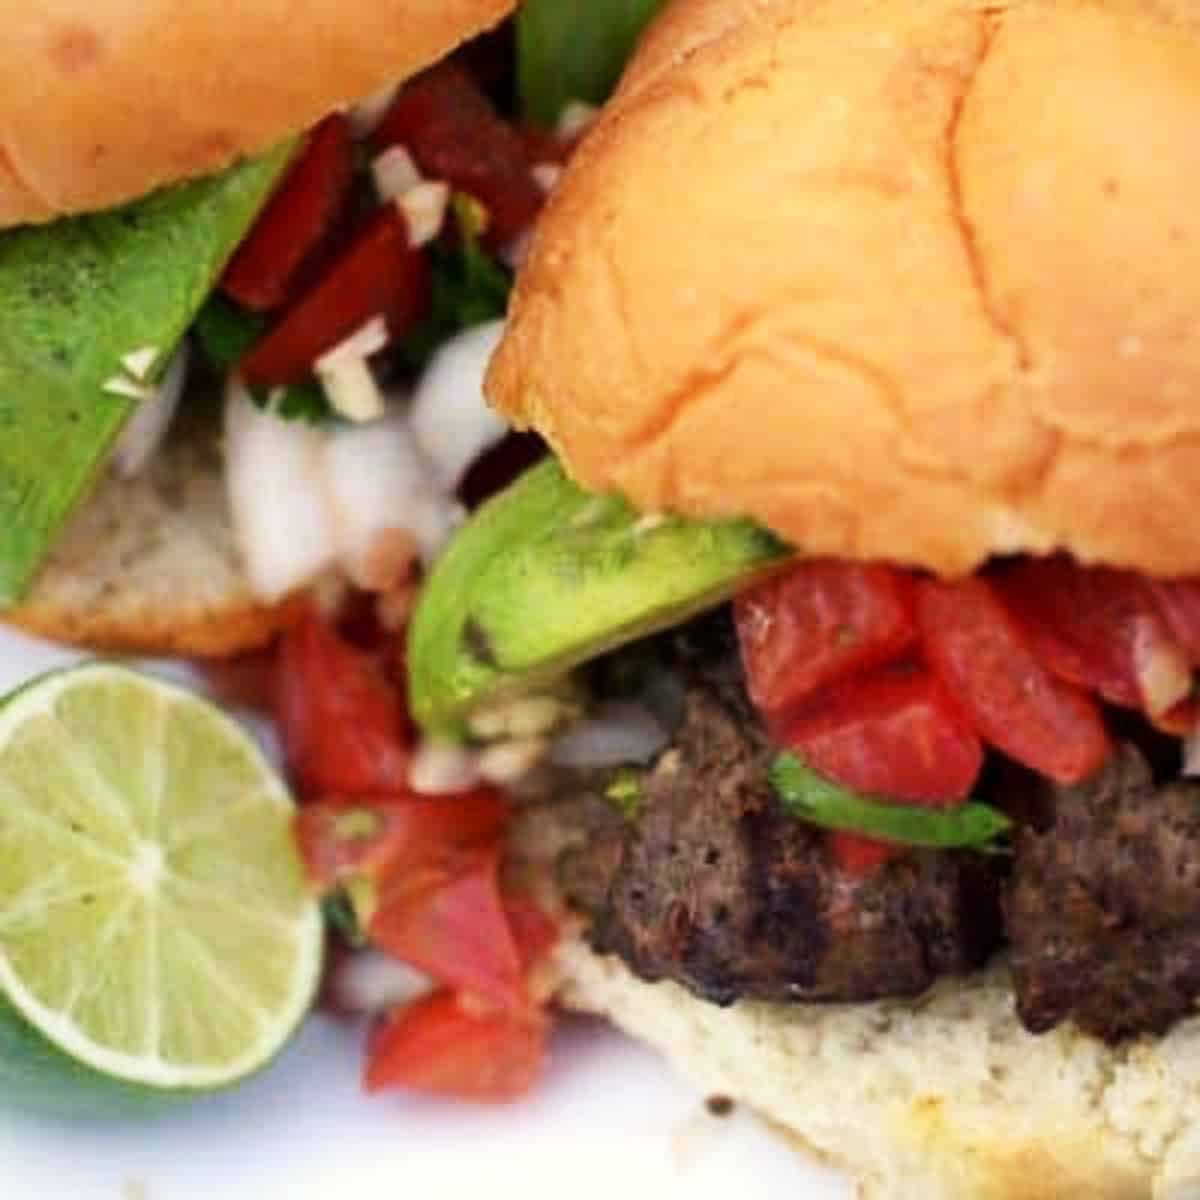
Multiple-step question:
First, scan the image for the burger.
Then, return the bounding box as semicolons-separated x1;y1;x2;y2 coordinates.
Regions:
0;0;587;656
405;0;1200;1194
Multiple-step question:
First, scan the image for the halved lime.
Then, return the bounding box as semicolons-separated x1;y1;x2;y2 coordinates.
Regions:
0;664;322;1114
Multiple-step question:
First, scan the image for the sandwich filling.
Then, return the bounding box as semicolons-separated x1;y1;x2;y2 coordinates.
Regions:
407;464;1200;1046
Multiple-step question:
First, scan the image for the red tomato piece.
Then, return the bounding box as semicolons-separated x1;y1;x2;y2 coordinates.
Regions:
241;205;430;386
516;123;577;167
364;990;546;1102
221;115;355;312
369;845;525;1010
276;612;412;799
781;665;983;803
996;558;1191;714
372;63;543;245
293;788;510;891
916;578;1111;783
1151;579;1200;665
735;560;917;720
827;832;897;875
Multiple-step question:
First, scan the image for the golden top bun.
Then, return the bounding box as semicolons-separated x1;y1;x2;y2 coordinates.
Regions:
488;0;1200;578
0;0;513;228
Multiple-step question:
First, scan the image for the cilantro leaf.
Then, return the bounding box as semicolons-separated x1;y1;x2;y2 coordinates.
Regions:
394;196;512;372
193;295;332;424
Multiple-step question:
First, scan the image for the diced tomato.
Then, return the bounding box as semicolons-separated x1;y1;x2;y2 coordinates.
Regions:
293;788;510;891
827;832;897;875
221;115;355;311
241;205;430;386
1150;579;1200;665
996;558;1192;715
780;664;983;803
372;63;543;245
517;123;576;167
916;578;1111;782
735;560;917;720
369;845;525;1010
364;990;545;1102
276;612;412;798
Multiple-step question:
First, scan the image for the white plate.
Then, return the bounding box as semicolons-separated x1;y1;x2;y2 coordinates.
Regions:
0;626;852;1200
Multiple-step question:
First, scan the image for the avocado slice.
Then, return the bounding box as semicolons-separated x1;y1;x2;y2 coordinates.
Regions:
407;459;788;735
0;145;294;603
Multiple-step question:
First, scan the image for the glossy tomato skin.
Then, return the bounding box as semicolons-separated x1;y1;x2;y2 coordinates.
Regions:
276;612;412;799
780;664;983;803
241;205;430;386
996;558;1185;712
292;787;509;889
1151;580;1200;665
372;63;543;245
735;560;917;720
369;844;525;1010
917;578;1111;783
221;115;355;312
364;990;546;1102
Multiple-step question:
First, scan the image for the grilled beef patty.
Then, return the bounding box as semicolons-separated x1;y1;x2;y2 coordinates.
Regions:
1008;745;1200;1040
559;611;1200;1042
563;615;1005;1006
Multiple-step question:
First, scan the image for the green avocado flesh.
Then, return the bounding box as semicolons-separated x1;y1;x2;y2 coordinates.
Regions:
0;146;293;604
407;459;788;736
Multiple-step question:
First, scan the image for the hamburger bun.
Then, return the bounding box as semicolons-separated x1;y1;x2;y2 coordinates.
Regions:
506;801;1200;1200
5;412;302;657
0;0;514;228
488;0;1200;578
551;936;1200;1200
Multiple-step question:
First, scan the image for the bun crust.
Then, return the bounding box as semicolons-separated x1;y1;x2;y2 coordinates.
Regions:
553;937;1200;1200
5;418;300;657
488;0;1200;578
0;0;513;228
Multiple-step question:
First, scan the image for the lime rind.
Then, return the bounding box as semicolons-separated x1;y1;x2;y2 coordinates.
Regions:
0;664;322;1113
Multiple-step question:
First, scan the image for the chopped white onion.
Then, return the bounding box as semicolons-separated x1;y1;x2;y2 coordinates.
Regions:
120;345;160;381
409;320;508;489
396;180;451;248
550;702;669;769
224;379;338;601
318;356;387;424
371;145;422;201
468;695;566;740
111;341;190;478
315;316;389;423
477;737;548;785
329;950;431;1016
348;82;400;137
531;163;563;194
1132;615;1193;717
409;740;481;795
557;100;599;140
102;375;154;402
323;413;459;580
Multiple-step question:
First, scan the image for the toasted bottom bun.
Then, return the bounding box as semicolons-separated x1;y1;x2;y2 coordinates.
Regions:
550;936;1200;1199
5;419;300;658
